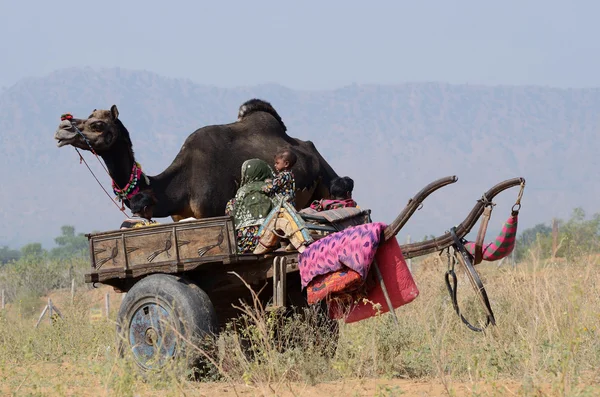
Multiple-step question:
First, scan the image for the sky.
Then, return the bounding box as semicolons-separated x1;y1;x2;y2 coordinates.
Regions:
1;0;599;91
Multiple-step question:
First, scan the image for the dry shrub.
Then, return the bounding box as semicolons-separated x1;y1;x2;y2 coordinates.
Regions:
0;255;599;395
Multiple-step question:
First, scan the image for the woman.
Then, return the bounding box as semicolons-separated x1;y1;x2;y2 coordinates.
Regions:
225;159;277;253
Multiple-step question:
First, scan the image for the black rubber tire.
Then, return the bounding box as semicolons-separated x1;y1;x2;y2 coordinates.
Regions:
116;273;218;375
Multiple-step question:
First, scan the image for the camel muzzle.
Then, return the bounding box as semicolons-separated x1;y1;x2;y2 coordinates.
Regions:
54;121;79;147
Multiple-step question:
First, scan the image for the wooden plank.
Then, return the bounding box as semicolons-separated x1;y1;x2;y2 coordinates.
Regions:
84;253;256;284
173;225;181;263
91;237;126;271
87;216;233;239
88;217;233;271
121;234;129;270
225;220;237;255
84;216;305;286
124;229;175;266
89;238;96;269
177;224;228;259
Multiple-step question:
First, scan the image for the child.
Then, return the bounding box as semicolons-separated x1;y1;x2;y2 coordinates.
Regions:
120;191;160;229
309;176;358;212
263;148;297;206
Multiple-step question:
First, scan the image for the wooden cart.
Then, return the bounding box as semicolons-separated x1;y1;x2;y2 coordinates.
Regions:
84;176;525;372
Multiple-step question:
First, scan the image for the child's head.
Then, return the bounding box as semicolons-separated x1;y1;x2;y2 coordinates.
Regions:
274;148;297;172
129;190;157;220
330;176;354;200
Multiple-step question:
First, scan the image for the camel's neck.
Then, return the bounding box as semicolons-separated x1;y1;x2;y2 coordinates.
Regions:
99;142;185;218
99;142;136;189
146;172;186;218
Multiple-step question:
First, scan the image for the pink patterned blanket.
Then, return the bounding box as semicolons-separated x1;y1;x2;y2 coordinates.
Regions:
298;222;387;288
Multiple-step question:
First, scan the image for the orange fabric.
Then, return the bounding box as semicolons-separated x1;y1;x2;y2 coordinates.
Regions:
306;269;363;305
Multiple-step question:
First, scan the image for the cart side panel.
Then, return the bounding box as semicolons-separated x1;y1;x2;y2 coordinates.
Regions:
91;236;127;271
125;229;177;267
176;223;231;259
89;217;236;275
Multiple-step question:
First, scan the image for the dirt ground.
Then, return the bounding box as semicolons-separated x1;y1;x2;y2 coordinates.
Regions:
4;281;598;396
0;361;534;397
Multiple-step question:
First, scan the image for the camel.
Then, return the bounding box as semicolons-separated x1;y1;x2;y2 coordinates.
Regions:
54;99;339;222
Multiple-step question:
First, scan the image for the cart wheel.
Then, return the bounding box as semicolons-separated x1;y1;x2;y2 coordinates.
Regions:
116;274;218;374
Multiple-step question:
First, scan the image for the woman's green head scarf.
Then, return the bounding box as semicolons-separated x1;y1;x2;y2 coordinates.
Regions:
232;159;276;229
240;159;274;187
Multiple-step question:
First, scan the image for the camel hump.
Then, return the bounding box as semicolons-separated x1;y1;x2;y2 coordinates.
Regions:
238;98;287;132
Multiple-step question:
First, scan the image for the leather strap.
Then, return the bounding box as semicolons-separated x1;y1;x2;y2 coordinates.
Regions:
446;227;496;332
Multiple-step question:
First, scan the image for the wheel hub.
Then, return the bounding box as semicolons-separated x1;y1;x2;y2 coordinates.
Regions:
129;302;177;370
145;327;158;345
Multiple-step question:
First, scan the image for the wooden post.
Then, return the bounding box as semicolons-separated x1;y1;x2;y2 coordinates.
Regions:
35;305;49;328
48;298;53;324
406;235;412;272
372;259;399;327
272;257;287;308
105;293;110;319
51;301;63;319
35;299;63;328
71;279;75;304
551;218;558;259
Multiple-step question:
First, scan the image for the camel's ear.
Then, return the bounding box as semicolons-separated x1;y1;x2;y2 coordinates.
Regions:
110;105;119;120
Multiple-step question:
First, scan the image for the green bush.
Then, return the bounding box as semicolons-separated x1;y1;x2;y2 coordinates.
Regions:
516;207;600;262
0;226;90;305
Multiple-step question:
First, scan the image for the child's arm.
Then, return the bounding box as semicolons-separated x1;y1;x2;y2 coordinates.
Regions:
263;172;290;195
272;172;293;192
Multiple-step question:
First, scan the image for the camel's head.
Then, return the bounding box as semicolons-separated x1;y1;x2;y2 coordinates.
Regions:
54;105;130;152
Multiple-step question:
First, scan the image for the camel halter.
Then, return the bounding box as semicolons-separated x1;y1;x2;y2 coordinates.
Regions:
60;113;149;217
111;161;149;202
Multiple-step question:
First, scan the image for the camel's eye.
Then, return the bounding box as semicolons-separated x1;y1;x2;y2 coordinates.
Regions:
90;122;105;132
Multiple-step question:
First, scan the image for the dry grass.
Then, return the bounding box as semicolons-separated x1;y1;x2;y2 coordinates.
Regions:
1;254;599;396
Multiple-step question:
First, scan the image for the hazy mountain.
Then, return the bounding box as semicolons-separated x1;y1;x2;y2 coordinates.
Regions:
1;67;598;249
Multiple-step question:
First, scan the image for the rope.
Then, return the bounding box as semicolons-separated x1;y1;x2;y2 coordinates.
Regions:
74;127;118;187
515;182;525;205
61;113;134;217
75;148;130;218
512;180;526;213
62;114;124;191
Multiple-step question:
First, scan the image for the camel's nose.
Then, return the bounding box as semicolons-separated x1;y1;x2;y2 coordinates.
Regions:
54;120;78;141
58;120;74;130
